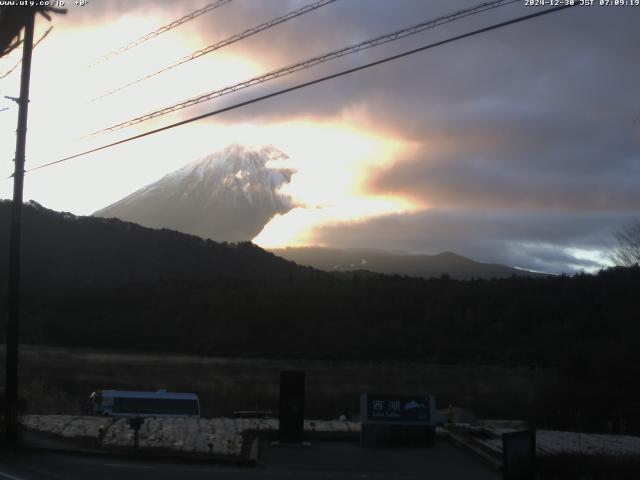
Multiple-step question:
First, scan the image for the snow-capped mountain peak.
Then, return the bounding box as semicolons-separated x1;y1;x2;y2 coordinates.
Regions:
94;144;295;242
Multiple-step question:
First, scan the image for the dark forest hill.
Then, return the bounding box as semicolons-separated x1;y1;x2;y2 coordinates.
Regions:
1;200;640;432
0;200;311;291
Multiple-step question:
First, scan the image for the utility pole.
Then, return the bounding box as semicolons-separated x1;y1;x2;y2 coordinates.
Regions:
4;8;36;448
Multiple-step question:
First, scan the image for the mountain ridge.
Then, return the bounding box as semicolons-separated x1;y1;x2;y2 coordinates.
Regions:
270;246;547;279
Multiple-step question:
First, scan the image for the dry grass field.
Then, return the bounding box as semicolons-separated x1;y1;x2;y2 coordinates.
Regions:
0;345;556;420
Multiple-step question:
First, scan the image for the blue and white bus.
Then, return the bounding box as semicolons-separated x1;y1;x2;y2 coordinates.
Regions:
89;390;200;417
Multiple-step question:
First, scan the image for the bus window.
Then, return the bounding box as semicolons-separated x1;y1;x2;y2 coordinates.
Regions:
113;398;199;416
90;390;200;417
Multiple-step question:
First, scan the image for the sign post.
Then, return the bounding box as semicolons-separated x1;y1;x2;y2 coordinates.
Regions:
127;416;145;451
502;430;536;480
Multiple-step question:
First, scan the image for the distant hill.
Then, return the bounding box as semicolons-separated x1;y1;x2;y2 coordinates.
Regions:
94;144;294;243
270;247;547;280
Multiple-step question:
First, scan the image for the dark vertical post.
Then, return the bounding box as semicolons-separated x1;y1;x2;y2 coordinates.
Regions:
279;371;305;443
128;417;144;451
4;8;36;448
502;430;536;480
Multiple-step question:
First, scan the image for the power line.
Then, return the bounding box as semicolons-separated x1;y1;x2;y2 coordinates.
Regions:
88;0;234;67
92;0;519;135
0;25;52;80
25;4;576;175
92;0;339;102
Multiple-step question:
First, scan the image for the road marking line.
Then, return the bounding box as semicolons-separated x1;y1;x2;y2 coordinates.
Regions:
103;463;156;469
0;470;25;480
21;465;68;480
5;462;69;480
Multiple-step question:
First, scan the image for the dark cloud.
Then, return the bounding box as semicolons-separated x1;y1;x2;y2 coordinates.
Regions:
310;209;636;273
201;1;640;130
366;144;640;212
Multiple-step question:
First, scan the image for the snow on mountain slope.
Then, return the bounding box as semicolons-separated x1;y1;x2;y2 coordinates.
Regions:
94;144;295;242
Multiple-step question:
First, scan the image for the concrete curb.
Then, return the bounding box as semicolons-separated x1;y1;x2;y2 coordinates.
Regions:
245;429;360;443
446;429;503;472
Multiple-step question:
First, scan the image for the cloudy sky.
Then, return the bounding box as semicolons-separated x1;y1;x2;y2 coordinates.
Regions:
1;0;638;273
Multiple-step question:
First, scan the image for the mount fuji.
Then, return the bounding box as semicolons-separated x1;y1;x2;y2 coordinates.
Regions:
94;144;294;242
93;144;544;279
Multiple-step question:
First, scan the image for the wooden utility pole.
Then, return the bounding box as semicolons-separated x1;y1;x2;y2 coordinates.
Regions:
4;8;35;448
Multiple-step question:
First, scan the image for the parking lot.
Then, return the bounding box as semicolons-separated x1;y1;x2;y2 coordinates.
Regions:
0;441;499;480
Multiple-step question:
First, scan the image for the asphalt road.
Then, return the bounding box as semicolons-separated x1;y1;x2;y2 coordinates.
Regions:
0;442;500;480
